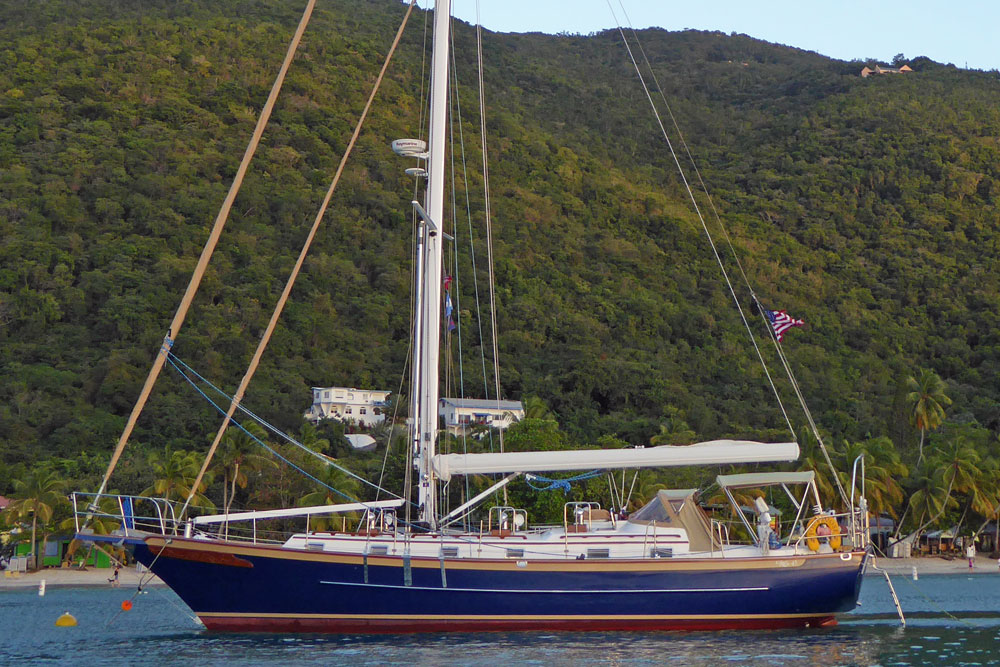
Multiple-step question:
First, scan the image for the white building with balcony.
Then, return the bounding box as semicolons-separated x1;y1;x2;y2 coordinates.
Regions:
439;397;524;435
304;386;391;428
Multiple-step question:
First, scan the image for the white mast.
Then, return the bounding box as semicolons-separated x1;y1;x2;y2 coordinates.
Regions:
415;0;451;528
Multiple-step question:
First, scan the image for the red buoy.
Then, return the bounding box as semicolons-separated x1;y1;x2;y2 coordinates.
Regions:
121;600;133;611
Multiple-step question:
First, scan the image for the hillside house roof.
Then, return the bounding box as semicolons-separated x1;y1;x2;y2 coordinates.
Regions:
439;398;523;411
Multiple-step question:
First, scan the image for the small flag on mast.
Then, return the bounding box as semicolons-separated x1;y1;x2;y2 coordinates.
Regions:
765;309;804;342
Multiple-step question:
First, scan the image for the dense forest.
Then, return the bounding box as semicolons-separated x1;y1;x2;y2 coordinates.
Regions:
2;0;1000;539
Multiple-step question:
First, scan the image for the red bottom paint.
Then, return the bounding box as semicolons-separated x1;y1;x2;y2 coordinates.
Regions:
200;615;839;634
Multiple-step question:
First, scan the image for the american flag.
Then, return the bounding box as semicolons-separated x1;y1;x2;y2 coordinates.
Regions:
765;309;804;342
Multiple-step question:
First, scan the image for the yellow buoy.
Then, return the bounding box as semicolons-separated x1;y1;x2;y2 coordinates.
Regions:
55;612;78;627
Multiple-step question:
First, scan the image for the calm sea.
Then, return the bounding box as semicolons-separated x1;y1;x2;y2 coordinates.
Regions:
2;573;999;666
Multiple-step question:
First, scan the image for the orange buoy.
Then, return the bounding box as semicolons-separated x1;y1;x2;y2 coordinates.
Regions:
121;599;133;611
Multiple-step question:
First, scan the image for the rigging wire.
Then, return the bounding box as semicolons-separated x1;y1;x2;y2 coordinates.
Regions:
165;351;401;501
610;2;849;507
447;19;474;529
475;0;508;506
606;1;795;439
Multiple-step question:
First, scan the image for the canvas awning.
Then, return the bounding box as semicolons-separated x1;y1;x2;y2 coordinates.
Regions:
925;527;957;540
716;471;815;489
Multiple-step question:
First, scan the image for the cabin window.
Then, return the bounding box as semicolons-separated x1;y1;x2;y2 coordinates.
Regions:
586;548;610;559
650;547;673;558
368;545;388;556
441;547;459;558
306;542;324;552
505;548;524;558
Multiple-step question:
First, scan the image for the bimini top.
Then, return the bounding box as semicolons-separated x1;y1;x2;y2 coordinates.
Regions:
716;471;815;490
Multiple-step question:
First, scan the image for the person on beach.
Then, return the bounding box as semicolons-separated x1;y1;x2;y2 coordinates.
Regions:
108;565;120;587
966;542;975;569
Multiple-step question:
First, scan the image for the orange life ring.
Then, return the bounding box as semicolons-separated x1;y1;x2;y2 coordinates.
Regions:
805;516;842;551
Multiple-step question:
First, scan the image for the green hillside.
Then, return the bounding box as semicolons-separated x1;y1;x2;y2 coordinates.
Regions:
2;0;1000;532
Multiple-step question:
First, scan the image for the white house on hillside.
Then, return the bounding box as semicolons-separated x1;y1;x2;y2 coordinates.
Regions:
439;397;525;435
304;386;391;428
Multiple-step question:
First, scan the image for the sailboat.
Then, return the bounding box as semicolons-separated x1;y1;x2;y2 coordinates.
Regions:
73;1;870;632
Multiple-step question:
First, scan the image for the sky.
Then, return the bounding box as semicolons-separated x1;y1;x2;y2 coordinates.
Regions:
447;0;998;72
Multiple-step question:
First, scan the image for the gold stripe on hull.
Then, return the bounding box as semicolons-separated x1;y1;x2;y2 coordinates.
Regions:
145;536;862;572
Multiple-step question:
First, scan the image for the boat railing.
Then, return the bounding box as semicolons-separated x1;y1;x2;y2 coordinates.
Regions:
71;492;187;537
642;521;657;556
487;506;527;536
711;519;730;554
562;501;609;533
788;506;870;554
72;493;407;544
848;454;872;552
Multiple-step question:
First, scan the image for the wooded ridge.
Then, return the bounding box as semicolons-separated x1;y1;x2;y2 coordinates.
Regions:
2;0;1000;534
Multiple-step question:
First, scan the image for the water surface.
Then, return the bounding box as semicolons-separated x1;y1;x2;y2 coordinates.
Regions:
2;573;999;665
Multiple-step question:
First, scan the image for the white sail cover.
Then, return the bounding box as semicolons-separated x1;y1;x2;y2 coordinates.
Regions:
431;440;799;481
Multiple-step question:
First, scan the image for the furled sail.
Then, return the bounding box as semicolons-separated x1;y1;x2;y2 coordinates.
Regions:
431;440;799;481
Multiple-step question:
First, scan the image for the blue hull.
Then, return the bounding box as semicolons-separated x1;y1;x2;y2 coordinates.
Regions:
132;537;866;632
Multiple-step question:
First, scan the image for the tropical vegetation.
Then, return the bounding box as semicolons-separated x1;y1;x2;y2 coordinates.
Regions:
2;0;1000;549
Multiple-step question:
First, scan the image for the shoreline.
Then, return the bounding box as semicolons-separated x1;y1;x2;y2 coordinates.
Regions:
867;554;1000;576
0;566;164;590
2;554;997;590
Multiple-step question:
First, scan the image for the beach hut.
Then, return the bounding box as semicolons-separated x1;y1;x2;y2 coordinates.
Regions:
14;536;112;568
922;527;958;555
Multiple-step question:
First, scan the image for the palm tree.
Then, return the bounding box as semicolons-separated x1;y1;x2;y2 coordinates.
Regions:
904;462;956;539
971;456;1000;549
838;437;908;520
898;439;977;544
649;407;696;446
794;430;837;507
906;369;951;463
2;469;67;570
933;437;983;538
298;422;331;454
142;448;215;510
213;423;275;525
299;461;363;532
523;396;556;421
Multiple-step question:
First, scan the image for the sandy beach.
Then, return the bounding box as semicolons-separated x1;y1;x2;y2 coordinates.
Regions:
1;555;997;591
0;566;164;590
868;554;1000;576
